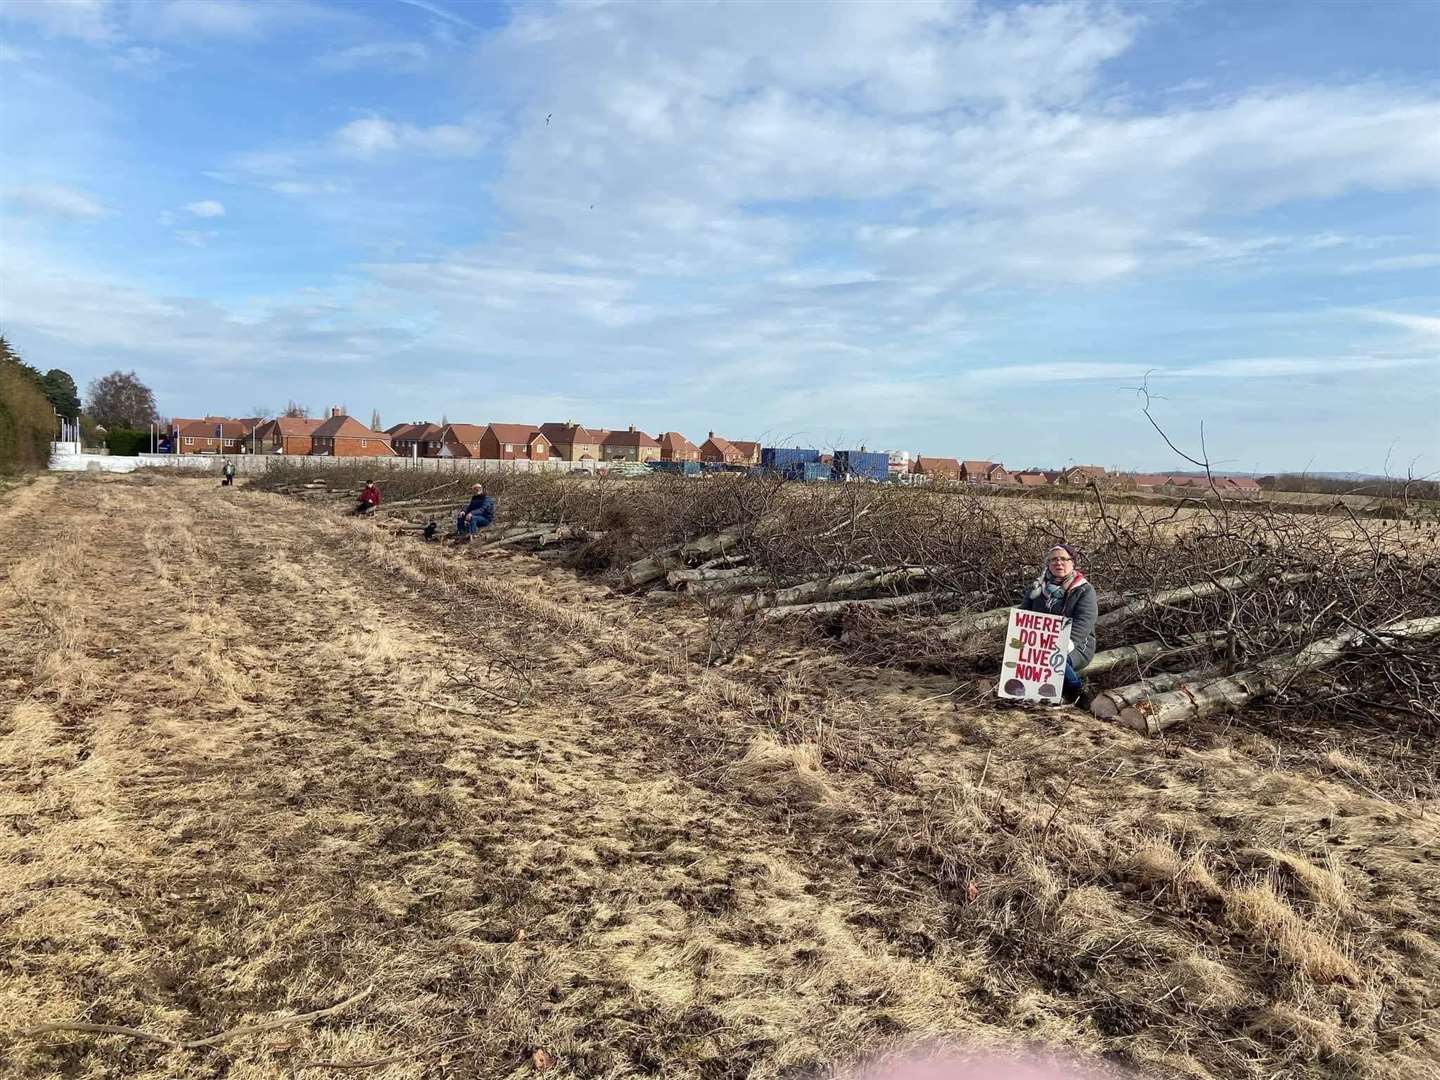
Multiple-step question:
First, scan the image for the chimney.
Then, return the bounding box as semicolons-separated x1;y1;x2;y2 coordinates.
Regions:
628;424;636;432
708;431;714;439
331;406;342;418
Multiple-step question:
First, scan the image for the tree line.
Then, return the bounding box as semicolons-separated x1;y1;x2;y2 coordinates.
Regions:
0;335;160;473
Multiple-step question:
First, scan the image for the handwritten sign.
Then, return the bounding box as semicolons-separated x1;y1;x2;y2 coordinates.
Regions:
997;608;1072;703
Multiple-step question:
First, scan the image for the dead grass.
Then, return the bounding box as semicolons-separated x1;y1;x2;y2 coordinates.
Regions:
1;474;1437;1080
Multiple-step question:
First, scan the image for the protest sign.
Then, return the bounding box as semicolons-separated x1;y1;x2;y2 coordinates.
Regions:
997;608;1072;703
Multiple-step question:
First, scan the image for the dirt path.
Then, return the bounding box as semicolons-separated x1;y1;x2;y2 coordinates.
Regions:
2;475;1436;1080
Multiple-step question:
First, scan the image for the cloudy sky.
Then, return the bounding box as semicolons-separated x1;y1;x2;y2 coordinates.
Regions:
2;0;1437;472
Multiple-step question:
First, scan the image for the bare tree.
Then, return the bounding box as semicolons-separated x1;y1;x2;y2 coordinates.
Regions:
85;371;158;429
283;401;309;418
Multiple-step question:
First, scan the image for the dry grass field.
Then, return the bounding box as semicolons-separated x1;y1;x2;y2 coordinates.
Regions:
2;473;1437;1079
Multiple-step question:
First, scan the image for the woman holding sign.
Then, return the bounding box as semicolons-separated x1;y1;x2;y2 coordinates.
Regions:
1019;544;1098;707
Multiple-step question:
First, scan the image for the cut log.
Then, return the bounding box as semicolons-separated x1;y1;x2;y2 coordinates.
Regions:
693;553;751;572
758;592;940;622
1100;614;1440;734
1094;572;1316;630
623;525;746;588
1088;667;1209;721
734;566;932;615
1082;630;1229;677
667;565;763;588
690;572;775;596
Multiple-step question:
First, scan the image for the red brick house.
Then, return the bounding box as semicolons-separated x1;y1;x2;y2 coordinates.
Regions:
478;424;551;461
173;417;261;454
1015;471;1050;487
730;440;761;466
913;456;962;479
252;416;323;455
960;460;995;483
700;432;750;465
657;432;700;462
540;422;607;463
986;464;1014;485
602;426;661;462
1058;465;1107;485
388;422;445;458
436;423;487;458
309;411;396;457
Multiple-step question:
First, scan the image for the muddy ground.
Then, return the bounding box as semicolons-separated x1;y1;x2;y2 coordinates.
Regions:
1;474;1436;1080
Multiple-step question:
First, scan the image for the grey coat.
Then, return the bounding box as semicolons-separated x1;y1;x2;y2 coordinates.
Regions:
1019;578;1099;669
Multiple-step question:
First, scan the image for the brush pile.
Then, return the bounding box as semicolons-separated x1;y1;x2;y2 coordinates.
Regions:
257;465;1440;735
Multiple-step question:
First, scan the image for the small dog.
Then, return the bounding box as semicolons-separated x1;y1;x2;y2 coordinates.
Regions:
422;520;439;541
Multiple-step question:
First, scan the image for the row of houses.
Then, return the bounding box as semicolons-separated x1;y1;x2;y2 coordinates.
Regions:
168;412;766;465
905;458;1259;493
168;414;1261;492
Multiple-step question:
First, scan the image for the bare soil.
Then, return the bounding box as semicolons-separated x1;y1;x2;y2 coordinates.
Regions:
2;474;1437;1079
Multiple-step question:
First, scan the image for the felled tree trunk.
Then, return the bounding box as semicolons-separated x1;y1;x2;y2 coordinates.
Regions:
667;565;762;588
1082;630;1229;677
1094;571;1316;630
758;592;939;622
1099;615;1440;734
734;566;932;615
623;525;747;588
1088;667;1209;721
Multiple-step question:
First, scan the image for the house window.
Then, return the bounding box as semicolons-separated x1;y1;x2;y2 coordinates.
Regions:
184;437;194;445
361;439;368;447
505;443;514;452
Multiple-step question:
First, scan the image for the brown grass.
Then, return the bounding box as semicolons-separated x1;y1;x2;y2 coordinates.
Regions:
1;473;1437;1079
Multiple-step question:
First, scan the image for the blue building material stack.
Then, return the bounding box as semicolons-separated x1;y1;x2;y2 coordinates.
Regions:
761;447;821;476
832;450;889;482
802;461;832;483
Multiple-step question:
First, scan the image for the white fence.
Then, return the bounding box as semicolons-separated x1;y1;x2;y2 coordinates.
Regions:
51;443;587;476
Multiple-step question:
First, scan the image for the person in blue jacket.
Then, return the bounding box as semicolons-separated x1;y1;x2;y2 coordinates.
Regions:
455;483;496;540
1018;543;1099;707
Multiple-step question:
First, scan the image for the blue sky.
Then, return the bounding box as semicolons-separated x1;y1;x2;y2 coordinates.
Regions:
1;0;1436;473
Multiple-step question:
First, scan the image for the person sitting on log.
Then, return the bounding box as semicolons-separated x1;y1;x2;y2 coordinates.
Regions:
350;480;381;516
1019;543;1098;707
455;483;495;541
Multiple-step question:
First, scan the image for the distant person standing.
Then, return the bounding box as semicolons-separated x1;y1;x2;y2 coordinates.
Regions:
351;480;381;516
455;483;495;540
220;459;236;487
1018;543;1098;707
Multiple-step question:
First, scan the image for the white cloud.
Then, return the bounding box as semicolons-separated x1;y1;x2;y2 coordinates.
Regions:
174;228;218;247
0;0;114;43
1342;254;1440;274
332;116;488;159
318;41;429;73
185;199;226;218
3;183;106;218
1358;310;1440;341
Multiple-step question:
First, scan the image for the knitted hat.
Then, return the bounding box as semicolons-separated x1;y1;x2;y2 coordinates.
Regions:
1048;543;1079;563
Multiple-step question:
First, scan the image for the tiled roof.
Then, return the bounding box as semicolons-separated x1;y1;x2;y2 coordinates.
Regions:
176;418;253;439
488;423;548;445
540;422;603;443
443;424;487;444
603;427;660;447
258;417;323;437
915;456;962;475
312;414;387;440
391;422;443;442
960;460;994;473
657;431;697;450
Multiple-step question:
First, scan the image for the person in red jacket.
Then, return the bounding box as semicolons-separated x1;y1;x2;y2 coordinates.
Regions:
351;480;381;516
